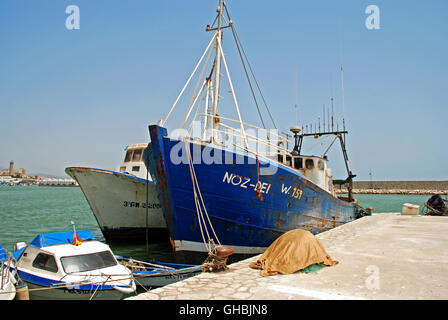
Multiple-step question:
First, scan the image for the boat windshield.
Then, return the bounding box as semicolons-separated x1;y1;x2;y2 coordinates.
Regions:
132;149;143;162
60;251;117;274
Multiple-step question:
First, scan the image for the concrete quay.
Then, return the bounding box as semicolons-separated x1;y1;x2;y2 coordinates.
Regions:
127;213;448;300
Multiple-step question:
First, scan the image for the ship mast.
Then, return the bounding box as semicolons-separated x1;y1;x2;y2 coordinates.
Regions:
163;0;252;150
211;0;224;138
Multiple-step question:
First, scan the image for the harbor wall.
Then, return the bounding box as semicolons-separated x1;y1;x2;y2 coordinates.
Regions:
336;180;448;195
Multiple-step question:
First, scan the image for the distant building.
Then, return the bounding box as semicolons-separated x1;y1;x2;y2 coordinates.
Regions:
0;160;27;177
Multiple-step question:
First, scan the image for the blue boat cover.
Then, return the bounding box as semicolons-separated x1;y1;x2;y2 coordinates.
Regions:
13;247;25;261
0;244;8;262
29;230;96;248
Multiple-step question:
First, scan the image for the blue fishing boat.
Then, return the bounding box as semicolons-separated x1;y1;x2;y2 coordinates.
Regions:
147;0;366;264
115;255;202;288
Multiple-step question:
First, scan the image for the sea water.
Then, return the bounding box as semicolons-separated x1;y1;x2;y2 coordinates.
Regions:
0;186;174;261
0;186;433;260
354;193;430;214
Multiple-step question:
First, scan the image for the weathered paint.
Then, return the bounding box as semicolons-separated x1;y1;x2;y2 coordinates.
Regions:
65;166;167;243
147;125;362;263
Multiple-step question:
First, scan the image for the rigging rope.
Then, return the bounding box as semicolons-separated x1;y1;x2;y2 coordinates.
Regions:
224;3;277;130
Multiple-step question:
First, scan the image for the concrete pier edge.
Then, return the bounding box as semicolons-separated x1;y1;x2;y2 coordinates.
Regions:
127;213;448;300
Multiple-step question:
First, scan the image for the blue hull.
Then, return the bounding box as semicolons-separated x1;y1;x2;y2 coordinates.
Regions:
148;125;360;263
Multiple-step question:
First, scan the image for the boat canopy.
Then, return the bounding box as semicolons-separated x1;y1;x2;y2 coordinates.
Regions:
29;230;96;248
0;244;8;262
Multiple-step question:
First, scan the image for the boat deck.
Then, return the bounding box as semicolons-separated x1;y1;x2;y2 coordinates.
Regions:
127;213;448;300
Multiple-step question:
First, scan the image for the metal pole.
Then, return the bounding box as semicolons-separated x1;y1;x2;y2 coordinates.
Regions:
212;0;223;140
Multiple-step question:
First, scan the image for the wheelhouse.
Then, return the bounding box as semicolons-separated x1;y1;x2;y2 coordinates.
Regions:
116;143;150;180
277;154;334;195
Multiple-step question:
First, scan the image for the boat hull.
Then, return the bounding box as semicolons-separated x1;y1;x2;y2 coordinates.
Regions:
23;280;127;300
148;125;360;264
65;167;168;243
17;270;133;300
133;266;202;288
0;272;16;301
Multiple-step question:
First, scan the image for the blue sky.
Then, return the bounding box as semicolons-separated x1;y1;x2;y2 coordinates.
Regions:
0;0;446;180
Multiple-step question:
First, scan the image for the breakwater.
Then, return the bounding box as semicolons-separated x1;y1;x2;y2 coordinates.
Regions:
336;180;448;195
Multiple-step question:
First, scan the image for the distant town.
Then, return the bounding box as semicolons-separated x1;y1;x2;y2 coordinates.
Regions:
0;160;77;186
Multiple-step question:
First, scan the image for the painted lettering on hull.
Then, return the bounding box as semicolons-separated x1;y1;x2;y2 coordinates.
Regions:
222;172;272;195
123;201;162;209
222;172;303;200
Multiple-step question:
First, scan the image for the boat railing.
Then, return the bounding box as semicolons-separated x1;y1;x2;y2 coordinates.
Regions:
216;123;287;155
196;114;291;144
181;114;296;166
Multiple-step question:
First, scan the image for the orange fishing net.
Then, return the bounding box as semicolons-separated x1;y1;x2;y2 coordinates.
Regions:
249;229;338;276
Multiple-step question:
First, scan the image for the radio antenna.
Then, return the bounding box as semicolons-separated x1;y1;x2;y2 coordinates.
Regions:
331;97;334;131
323;104;326;133
339;25;346;134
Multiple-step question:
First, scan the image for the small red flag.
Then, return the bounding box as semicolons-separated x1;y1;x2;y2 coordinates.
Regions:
73;232;82;246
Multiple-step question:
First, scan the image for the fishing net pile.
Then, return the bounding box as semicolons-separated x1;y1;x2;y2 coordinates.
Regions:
249;229;338;277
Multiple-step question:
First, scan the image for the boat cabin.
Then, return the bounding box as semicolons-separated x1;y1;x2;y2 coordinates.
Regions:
14;231;120;279
277;154;335;196
116;143;150;180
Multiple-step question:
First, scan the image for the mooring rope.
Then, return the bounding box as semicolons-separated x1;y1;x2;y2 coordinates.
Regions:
184;139;222;254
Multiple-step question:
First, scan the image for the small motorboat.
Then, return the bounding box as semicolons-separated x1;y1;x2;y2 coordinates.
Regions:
115;255;202;288
0;244;16;300
12;230;136;300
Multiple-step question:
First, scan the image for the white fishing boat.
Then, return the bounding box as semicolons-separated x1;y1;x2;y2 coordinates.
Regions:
0;245;16;300
66;143;167;243
12;229;136;300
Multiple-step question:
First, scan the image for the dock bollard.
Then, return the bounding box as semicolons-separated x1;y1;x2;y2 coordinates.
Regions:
14;280;29;300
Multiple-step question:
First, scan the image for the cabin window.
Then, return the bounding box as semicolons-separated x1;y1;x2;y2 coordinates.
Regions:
294;157;303;169
119;166;126;172
286;156;292;166
124;150;132;163
132;149;143;162
277;154;283;163
32;253;58;273
132;166;140;172
305;159;314;169
61;251;117;274
318;159;325;170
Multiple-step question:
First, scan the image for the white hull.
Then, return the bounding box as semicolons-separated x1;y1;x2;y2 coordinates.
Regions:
66;167;167;242
0;271;16;300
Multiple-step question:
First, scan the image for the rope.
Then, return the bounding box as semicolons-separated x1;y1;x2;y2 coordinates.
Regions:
224;2;277;130
183;139;238;272
89;274;111;300
229;19;265;130
184;140;222;253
